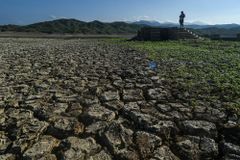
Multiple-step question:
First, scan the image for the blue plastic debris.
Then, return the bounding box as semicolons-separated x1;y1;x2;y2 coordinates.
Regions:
149;61;158;70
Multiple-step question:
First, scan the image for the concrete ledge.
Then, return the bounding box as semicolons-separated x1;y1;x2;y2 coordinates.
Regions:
135;27;198;41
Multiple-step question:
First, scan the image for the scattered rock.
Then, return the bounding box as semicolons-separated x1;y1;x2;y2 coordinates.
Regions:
85;121;108;135
104;100;124;111
147;88;169;101
0;154;16;160
37;154;57;160
117;150;140;160
124;83;135;89
156;104;172;112
123;102;157;129
123;89;144;102
0;114;6;130
0;131;11;154
101;90;120;102
135;131;162;159
52;103;68;114
180;120;217;138
61;137;101;160
79;95;99;107
174;136;218;160
194;107;227;123
150;76;160;81
5;108;34;126
47;116;84;138
166;111;184;120
89;150;112;160
23;135;60;159
150;121;178;139
11;118;49;153
82;105;116;123
151;146;180;160
0;107;4;114
113;80;125;88
65;102;83;117
101;122;133;154
221;142;240;159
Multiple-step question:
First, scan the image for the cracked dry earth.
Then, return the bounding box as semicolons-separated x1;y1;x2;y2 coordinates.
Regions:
0;38;240;160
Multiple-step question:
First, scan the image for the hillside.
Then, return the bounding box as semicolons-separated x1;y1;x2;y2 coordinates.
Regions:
131;21;240;36
0;19;143;34
194;27;240;36
1;19;240;36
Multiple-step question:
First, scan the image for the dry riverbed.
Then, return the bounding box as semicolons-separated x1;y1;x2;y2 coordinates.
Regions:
0;38;239;160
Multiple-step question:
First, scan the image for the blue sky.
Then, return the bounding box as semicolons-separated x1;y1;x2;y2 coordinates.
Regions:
0;0;240;25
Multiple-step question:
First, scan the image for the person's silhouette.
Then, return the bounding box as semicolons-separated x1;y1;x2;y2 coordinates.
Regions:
179;11;186;28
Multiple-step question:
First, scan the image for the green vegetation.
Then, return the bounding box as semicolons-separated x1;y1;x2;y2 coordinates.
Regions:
108;39;240;111
194;27;240;37
1;18;240;36
0;19;142;34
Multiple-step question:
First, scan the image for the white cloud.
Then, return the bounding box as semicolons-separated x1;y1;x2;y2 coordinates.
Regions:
50;15;57;19
49;15;67;20
126;15;155;22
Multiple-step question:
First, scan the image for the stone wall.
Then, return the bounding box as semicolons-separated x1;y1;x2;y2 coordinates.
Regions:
136;27;197;41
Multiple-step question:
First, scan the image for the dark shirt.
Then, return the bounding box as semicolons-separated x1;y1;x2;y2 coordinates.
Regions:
180;13;185;20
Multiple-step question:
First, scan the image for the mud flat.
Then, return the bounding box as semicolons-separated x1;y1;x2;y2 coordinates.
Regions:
0;38;239;160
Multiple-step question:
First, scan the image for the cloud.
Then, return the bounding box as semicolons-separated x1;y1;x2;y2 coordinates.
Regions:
134;15;153;21
121;16;155;22
139;16;151;20
50;15;57;19
49;15;67;20
60;16;67;19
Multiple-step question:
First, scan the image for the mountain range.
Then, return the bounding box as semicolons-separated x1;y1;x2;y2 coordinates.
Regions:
0;18;240;36
131;20;240;29
0;19;142;34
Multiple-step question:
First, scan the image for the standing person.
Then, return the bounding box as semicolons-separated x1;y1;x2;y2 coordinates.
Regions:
179;11;186;28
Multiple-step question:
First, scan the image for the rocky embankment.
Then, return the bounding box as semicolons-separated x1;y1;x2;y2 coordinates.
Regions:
0;38;239;160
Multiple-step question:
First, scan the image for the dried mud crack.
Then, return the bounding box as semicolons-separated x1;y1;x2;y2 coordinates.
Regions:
0;38;239;160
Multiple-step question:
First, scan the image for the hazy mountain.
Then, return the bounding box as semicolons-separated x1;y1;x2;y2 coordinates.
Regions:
130;20;240;29
212;23;240;29
132;20;161;27
0;19;142;34
185;21;209;25
0;18;240;36
130;20;240;36
194;27;240;36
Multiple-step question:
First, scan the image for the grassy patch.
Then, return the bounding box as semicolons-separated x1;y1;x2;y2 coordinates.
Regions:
107;39;240;111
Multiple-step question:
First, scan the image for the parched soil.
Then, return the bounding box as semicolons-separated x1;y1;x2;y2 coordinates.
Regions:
0;38;239;160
